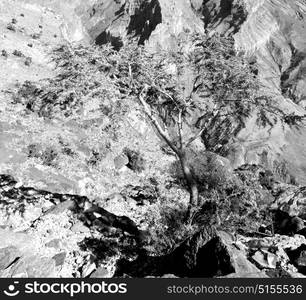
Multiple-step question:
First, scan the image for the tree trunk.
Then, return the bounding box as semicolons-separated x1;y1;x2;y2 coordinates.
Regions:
178;151;199;223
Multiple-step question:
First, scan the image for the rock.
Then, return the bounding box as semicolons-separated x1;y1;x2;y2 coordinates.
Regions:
272;210;305;235
146;274;179;278
287;245;306;275
0;229;36;253
82;261;96;278
114;153;129;170
52;252;66;267
71;222;90;234
222;272;268;278
90;266;110;278
84;204;141;238
121;185;157;205
7;256;56;278
45;199;76;215
116;229;262;278
171;229;261;277
24;256;56;277
252;250;278;269
271;187;306;220
0;246;20;270
287;272;306;278
216;232;263;276
296;251;306;268
266;268;293;278
45;239;62;249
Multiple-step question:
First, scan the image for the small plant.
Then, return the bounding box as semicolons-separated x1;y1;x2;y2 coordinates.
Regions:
6;23;16;32
1;50;8;58
13;50;24;57
27;144;58;166
30;33;41;40
87;150;103;167
24;56;32;66
123;148;146;173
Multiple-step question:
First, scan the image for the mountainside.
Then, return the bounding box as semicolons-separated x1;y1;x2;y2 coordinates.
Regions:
1;0;306;278
68;0;306;184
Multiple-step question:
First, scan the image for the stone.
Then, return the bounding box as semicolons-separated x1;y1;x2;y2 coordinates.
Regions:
114;153;129;170
45;199;76;215
170;229;261;277
82;262;96;278
216;232;263;276
252;251;277;269
52;252;66;267
45;239;61;249
0;229;36;253
0;246;20;270
222;272;268;278
7;256;56;278
71;222;90;234
271;187;306;220
90;266;110;278
25;256;56;277
296;251;306;268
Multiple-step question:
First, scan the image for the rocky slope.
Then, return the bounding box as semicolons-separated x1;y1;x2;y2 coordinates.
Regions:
1;0;306;278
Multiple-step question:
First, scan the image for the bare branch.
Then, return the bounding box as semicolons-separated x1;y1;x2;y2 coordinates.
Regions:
138;87;179;155
185;104;219;148
185;127;205;148
177;109;183;150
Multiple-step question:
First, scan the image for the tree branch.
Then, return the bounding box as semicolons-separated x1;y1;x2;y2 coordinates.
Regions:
138;87;179;155
177;109;183;150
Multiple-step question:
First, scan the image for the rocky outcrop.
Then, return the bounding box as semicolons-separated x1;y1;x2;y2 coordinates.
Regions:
0;174;145;278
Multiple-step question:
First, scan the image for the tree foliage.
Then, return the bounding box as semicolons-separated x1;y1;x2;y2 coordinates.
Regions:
14;33;278;222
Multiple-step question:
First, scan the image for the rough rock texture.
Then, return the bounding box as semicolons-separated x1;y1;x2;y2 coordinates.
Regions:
0;174;145;277
2;0;306;278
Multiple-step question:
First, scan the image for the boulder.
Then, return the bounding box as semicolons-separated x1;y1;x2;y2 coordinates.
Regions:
0;246;20;270
251;250;278;269
90;266;111;278
271;186;306;220
287;245;306;275
170;229;261;278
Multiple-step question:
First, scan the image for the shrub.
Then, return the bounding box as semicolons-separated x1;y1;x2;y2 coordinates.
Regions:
6;23;16;31
123;148;146;173
13;50;24;57
27;143;58;166
1;50;8;58
24;57;32;66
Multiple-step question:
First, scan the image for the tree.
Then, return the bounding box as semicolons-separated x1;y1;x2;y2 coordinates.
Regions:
17;34;276;223
115;34;273;222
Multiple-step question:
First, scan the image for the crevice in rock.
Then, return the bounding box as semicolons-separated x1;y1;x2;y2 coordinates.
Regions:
280;43;306;104
199;0;247;35
127;0;162;45
115;227;238;278
96;31;124;50
286;244;306;275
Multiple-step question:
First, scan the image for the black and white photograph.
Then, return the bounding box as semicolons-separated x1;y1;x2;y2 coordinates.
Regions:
0;0;306;298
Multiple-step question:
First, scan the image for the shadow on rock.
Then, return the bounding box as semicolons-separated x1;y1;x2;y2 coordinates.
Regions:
114;228;260;278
